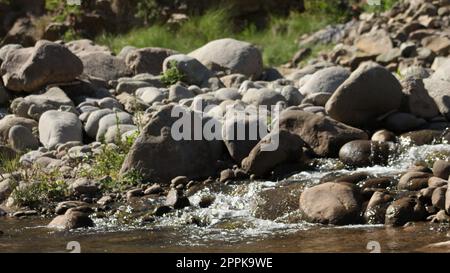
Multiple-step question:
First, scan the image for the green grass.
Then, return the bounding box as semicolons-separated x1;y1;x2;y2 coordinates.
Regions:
97;8;345;67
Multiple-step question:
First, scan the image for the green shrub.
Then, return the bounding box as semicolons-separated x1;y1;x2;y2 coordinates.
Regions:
161;60;185;86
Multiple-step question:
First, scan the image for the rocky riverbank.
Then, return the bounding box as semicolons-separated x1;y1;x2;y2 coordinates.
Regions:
0;0;450;249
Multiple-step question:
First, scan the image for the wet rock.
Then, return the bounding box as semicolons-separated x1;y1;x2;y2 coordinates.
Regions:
189;38;263;79
428;177;447;188
126;188;144;201
153;205;173;216
39;110;83;149
446;187;450;215
48;208;94;230
254;182;304;220
298;66;350;97
241;130;305;178
398;172;432;191
144;184;163;195
97;195;113;206
385;197;427;227
55;201;88;215
219;169;235;183
339;140;394;167
10;87;75;121
325;62;403;127
1;40;83;92
371;130;396;142
79;51;130;82
125;47;177;75
165;189;190;209
432;160;450;180
121;105;223;183
170;176;189;188
364;191;393;224
279;109;368;157
69;178;99;196
400;129;443;145
0;208;6;217
432;186;447;210
360;177;393;190
198;195;215;208
429;210;450;223
299;182;362;225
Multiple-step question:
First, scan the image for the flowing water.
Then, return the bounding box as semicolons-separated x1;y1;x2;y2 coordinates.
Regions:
1;143;450;253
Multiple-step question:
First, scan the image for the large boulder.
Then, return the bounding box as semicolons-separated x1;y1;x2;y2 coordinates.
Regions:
325;62;403;127
424;60;450;119
10;87;75;120
189;38;263;79
39;110;83;149
120;104;223;183
162;54;214;87
0;40;83;92
125;47;178;75
241;130;305;177
78;51;130;81
401;78;439;119
299;182;362;225
278;109;368;157
298;66;350;96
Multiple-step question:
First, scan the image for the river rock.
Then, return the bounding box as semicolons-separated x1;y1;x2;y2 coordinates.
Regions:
433;160;450;180
325;62;403;127
39;110;83;149
0;178;14;203
385;197;427;226
298;66;350;96
8;125;39;152
165;188;190;209
10;87;75;120
222;110;267;163
424;60;450;119
364;191;393;224
69;178;100;196
401;78;439;119
446;187;450;215
355;29;393;56
432;186;447;210
382;112;426;133
136;87;167;105
162;54;213;87
241;130;305;178
66;39;111;55
125;47;177;75
280;86;303;106
168;84;195;102
279;109;368;157
339;140;394;167
0;40;83;92
96;111;134;141
0;115;37;142
398;171;432;191
120;104;223;183
241;88;286;106
371;129;396;142
189;38;263;79
299;182;362;225
48;208;94;230
55;201;88;215
79;51;130;82
84;109;114;139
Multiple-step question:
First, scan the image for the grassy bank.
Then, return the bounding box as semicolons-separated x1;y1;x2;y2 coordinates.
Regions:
96;8;345;66
96;1;399;67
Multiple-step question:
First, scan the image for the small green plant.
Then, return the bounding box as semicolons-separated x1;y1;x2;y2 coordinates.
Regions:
161;60;185;86
0;155;20;177
11;180;69;209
